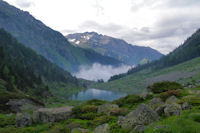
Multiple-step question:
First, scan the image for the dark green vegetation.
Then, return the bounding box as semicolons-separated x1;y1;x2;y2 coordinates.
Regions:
147;81;183;94
66;32;163;65
0;1;121;72
1;82;200;133
0;28;85;105
109;28;200;81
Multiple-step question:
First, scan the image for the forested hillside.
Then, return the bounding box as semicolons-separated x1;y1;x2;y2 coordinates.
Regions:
0;28;80;98
0;1;121;72
109;29;200;81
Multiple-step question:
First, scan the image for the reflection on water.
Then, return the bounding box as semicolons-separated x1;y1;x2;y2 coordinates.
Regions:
70;88;127;101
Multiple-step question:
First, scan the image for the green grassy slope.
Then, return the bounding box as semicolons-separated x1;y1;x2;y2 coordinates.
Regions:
92;57;200;93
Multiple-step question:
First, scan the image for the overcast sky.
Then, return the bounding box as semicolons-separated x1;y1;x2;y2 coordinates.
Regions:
4;0;200;54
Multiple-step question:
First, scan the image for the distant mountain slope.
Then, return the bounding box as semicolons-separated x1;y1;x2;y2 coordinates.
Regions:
0;1;121;72
0;28;80;98
92;57;200;93
108;28;200;81
66;32;163;65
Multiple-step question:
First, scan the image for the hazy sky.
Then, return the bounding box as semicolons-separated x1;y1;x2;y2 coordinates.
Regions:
4;0;200;54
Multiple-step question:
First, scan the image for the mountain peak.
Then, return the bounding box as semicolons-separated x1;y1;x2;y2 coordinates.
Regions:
66;32;163;65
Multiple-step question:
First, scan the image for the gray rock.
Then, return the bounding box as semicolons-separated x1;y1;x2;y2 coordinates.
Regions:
33;106;73;123
165;96;178;104
182;102;193;110
155;105;167;116
93;123;110;133
98;103;119;115
6;99;43;113
71;128;89;133
118;104;160;129
164;103;182;116
16;113;32;127
149;98;164;109
140;92;151;100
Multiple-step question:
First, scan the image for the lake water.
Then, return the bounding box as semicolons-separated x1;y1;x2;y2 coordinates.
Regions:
70;88;127;101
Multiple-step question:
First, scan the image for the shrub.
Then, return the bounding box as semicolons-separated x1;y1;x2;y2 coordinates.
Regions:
110;108;129;116
85;99;106;106
113;94;142;107
93;115;115;126
147;81;183;94
178;96;200;106
81;105;98;113
159;89;182;101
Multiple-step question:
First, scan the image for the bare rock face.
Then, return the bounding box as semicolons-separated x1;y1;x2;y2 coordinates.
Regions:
118;104;160;129
98;103;119;115
164;103;182;116
6;99;43;113
93;123;110;133
32;106;73;123
16;113;32;127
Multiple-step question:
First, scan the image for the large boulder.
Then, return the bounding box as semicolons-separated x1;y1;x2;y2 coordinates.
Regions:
118;104;160;129
16;113;32;127
98;103;119;115
155;105;167;116
93;123;110;133
164;103;182;116
32;106;73;123
6;99;43;113
149;98;164;109
165;96;178;104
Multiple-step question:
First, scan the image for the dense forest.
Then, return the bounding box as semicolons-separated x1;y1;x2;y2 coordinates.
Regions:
0;28;80;97
109;29;200;81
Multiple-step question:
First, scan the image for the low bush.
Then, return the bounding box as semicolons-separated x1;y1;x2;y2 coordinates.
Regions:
113;94;142;107
147;81;183;94
159;89;182;101
110;108;129;116
178;96;200;106
93;115;115;126
85;99;106;106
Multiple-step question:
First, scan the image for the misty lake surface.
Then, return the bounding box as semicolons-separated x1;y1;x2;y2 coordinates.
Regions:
70;88;127;101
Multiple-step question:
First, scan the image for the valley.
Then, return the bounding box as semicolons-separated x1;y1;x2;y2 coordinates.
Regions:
0;0;200;133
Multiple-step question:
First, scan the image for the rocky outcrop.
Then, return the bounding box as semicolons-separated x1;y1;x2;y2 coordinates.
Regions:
149;98;164;109
32;106;73;123
16;113;32;127
6;99;43;113
93;123;110;133
155;105;167;116
98;103;119;115
165;96;178;104
164;103;182;116
118;104;160;129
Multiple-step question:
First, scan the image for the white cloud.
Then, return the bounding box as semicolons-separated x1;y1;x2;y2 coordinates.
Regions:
4;0;200;54
73;63;132;81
